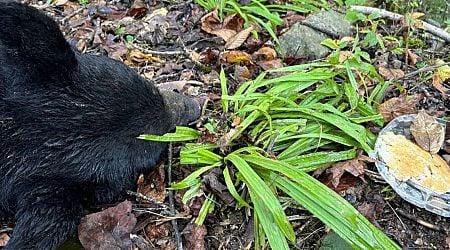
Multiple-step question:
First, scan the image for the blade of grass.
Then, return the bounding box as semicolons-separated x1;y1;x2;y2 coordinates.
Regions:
226;153;295;242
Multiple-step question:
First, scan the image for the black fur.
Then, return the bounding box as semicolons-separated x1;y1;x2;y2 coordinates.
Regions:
0;1;199;249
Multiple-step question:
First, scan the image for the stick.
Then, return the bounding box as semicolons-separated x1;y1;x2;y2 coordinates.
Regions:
167;143;184;250
350;6;450;43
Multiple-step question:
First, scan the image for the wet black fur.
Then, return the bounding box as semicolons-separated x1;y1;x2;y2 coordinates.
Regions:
0;1;197;249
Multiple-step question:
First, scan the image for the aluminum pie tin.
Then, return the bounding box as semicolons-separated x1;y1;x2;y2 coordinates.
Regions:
371;114;450;217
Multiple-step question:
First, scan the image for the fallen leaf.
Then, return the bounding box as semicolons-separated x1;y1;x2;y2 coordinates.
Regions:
78;201;137;250
234;65;252;83
257;59;284;70
200;11;222;34
104;34;128;61
0;233;9;247
338;50;354;63
357;195;385;224
211;29;237;42
377;95;422;122
127;0;148;17
326;153;371;188
378;66;405;80
225;26;254;49
126;49;164;65
432;73;449;99
203;169;235;205
406;49;419;65
137;163;166;203
145;222;170;240
222;51;252;64
410;110;445;153
183;223;207;250
254;47;277;61
222;14;244;32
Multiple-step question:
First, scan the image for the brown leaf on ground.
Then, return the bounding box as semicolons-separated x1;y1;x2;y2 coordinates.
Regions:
145;222;175;249
126;49;164;65
378;66;404;80
222;51;252;64
104;34;128;61
357;194;385;225
137;162;166;203
183;223;207;250
225;26;254;50
200;11;224;34
377;95;422;122
203;169;235;205
222;14;244;32
257;59;284;70
406;49;419;65
234;65;252;83
326;153;372;188
127;0;148;17
78;200;137;250
254;47;277;61
211;29;237;42
432;73;449;99
410;110;445;154
201;12;245;44
0;233;9;247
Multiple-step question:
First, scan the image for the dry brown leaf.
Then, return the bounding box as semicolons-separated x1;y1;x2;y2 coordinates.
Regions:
257;59;284;70
126;49;164;64
222;51;252;64
432;73;449;99
234;65;252;83
137;163;166;203
200;10;222;34
225;26;254;49
53;0;68;6
210;28;237;42
78;201;137;249
410;110;445;154
0;233;9;247
183;223;207;250
378;66;405;80
127;0;148;17
326;154;371;188
377;95;422;122
254;47;277;60
338;50;354;63
406;49;419;65
222;13;244;32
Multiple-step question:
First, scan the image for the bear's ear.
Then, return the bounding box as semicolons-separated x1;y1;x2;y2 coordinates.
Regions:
0;1;77;76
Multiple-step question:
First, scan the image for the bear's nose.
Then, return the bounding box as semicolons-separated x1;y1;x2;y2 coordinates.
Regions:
159;90;201;126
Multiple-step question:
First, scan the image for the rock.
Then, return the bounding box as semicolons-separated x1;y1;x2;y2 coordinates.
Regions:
277;10;353;60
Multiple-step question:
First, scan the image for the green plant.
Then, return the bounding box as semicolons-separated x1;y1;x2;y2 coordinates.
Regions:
195;0;324;43
78;0;89;5
141;54;399;248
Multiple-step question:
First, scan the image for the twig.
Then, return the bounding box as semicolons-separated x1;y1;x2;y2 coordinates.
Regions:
394;61;450;81
364;169;386;183
167;143;184;250
386;202;406;230
60;6;84;23
127;190;169;210
133;45;186;56
396;209;445;232
350;6;450;43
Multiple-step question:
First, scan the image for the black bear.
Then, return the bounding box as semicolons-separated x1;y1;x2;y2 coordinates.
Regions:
0;1;200;249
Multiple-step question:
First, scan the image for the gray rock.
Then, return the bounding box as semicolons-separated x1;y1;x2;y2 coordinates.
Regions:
278;24;330;60
303;10;352;38
277;10;353;60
